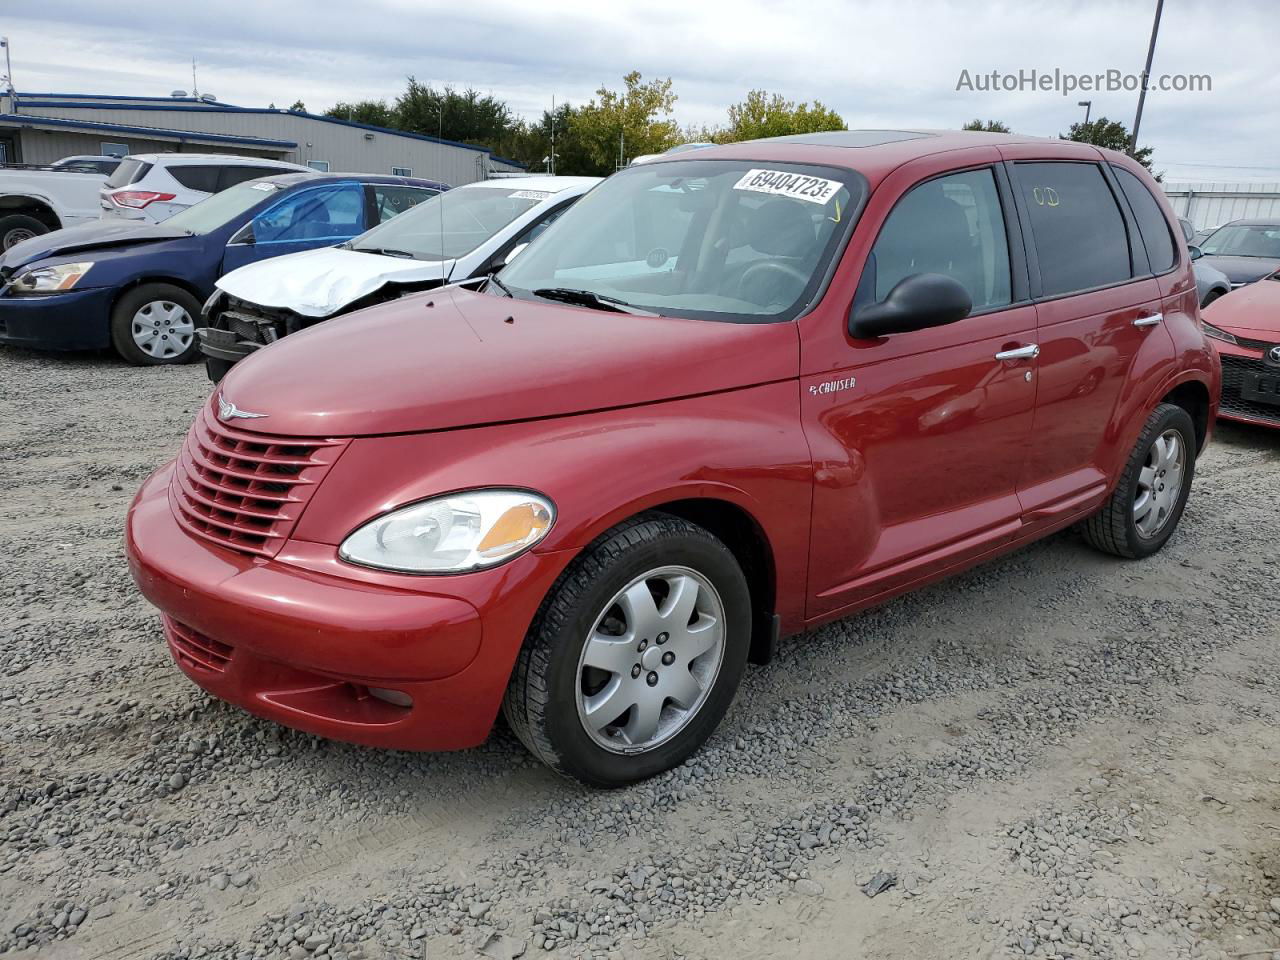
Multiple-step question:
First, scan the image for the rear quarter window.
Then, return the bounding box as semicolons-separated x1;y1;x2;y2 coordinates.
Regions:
1113;166;1176;273
1013;161;1132;298
105;158;152;188
167;165;222;193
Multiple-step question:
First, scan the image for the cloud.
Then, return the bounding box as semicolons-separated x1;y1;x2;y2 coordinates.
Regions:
4;0;1277;180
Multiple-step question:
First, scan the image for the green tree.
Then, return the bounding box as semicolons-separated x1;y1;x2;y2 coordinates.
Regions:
393;78;512;145
288;100;307;113
571;72;680;173
718;90;845;142
962;119;1011;132
1062;117;1154;170
325;99;394;127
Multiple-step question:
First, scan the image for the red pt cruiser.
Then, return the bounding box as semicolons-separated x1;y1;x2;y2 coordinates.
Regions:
127;131;1220;786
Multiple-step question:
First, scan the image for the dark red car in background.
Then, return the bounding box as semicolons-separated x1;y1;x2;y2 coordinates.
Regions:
1201;270;1280;428
127;130;1220;786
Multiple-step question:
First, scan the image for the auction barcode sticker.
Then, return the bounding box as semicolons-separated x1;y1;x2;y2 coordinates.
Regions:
733;169;841;205
509;190;553;201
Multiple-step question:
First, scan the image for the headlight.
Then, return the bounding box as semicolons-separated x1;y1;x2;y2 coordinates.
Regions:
9;261;95;294
1201;320;1238;345
339;489;555;574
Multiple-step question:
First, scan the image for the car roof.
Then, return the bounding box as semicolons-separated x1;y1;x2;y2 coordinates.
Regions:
248;171;448;189
459;175;600;193
128;153;306;167
641;129;1128;184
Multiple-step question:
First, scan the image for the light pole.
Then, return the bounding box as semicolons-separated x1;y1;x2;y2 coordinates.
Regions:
1131;0;1165;155
1078;100;1092;127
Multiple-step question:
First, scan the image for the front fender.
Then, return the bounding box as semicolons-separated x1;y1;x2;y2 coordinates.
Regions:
292;381;814;628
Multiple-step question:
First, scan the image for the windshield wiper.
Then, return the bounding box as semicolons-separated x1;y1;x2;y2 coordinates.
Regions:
351;246;417;259
531;287;656;316
486;274;514;298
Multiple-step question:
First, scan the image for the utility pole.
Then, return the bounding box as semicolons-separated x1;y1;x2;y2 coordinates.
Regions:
191;58;199;98
550;94;556;176
1078;100;1092;127
1130;0;1164;154
1;37;17;113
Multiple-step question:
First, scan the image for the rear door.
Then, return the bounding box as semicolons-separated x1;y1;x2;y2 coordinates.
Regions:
221;182;367;274
1003;151;1173;527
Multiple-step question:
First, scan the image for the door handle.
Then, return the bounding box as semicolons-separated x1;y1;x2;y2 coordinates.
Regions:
1133;313;1164;328
994;344;1040;361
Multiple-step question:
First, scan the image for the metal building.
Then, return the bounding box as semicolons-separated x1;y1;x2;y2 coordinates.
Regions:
0;92;523;184
1162;181;1280;233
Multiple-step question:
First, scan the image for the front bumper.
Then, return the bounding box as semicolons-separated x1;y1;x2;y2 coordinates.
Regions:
125;463;573;750
0;287;115;350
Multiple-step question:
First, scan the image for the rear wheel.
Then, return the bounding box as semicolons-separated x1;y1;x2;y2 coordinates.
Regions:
109;284;201;365
0;214;48;250
1081;403;1196;559
503;513;751;787
1201;289;1224;307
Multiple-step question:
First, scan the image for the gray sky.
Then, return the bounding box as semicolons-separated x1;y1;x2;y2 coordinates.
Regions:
3;0;1277;181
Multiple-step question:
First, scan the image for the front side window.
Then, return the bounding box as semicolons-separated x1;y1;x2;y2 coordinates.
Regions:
1200;223;1280;259
860;167;1011;312
371;184;439;225
252;183;364;242
1013;162;1132;297
499;160;865;322
1113;166;1176;273
349;185;562;261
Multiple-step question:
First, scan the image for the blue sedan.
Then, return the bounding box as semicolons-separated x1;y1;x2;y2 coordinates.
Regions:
0;171;446;364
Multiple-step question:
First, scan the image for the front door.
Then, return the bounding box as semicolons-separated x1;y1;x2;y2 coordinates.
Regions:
804;163;1038;618
222;183;367;275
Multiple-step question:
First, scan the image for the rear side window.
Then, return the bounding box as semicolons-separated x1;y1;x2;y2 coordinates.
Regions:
1113;167;1176;273
370;184;438;224
105;157;152;188
218;166;289;190
1013;162;1131;297
167;165;222;193
863;167;1012;311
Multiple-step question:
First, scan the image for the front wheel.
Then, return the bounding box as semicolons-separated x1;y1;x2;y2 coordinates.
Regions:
502;513;751;787
109;283;202;365
0;214;48;251
1081;403;1196;559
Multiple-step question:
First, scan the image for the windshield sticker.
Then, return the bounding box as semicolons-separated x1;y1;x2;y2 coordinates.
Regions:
733;169;842;205
509;190;553;201
250;182;280;192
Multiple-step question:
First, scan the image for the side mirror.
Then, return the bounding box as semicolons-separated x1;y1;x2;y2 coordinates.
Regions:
493;242;529;271
1178;218;1195;243
850;273;972;339
1188;244;1203;261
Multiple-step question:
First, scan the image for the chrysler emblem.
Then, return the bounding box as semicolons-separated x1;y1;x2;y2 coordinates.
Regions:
217;393;267;421
1270;346;1280;364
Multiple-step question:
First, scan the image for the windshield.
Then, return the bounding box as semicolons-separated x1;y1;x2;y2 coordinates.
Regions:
497;159;865;322
164;180;284;235
1200;224;1280;259
349;186;555;260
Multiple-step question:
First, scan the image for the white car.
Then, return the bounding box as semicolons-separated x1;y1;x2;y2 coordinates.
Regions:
0;159;121;250
101;153;310;223
201;175;600;381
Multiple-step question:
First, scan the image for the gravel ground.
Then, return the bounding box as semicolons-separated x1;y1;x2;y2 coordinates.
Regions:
2;344;1279;960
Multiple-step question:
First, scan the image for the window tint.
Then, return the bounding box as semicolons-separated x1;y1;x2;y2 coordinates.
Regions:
371;184;438;224
1113;167;1175;273
253;184;364;242
105;158;152;188
218;166;287;190
167;165;222;193
864;167;1012;311
1014;162;1131;297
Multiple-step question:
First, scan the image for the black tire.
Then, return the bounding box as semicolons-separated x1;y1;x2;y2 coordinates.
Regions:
1081;403;1196;559
502;512;752;787
1201;289;1224;307
109;284;202;366
0;213;49;250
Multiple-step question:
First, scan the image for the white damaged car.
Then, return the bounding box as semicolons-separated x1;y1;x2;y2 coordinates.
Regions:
199;175;600;382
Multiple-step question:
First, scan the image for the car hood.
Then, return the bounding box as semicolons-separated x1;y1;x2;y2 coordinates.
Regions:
1202;278;1280;338
216;246;455;317
217;285;799;436
1199;255;1280;285
0;219;189;271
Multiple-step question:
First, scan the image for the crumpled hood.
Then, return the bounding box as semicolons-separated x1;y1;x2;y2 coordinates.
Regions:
217;285;799;436
1202;277;1280;337
0;219;188;271
1200;255;1280;286
217;246;455;317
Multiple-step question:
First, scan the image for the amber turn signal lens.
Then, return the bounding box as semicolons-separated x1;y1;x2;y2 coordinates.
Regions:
477;503;552;559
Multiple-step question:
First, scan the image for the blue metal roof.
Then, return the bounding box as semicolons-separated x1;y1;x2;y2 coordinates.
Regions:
0;112;297;150
11;93;526;168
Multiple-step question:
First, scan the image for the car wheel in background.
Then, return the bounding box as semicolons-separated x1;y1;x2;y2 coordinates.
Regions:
109;284;202;365
1081;402;1196;559
1200;289;1224;307
0;214;48;250
503;512;752;787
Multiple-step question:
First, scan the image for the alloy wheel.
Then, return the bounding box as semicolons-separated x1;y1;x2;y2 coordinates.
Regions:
575;565;726;754
1133;428;1185;539
131;300;195;359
